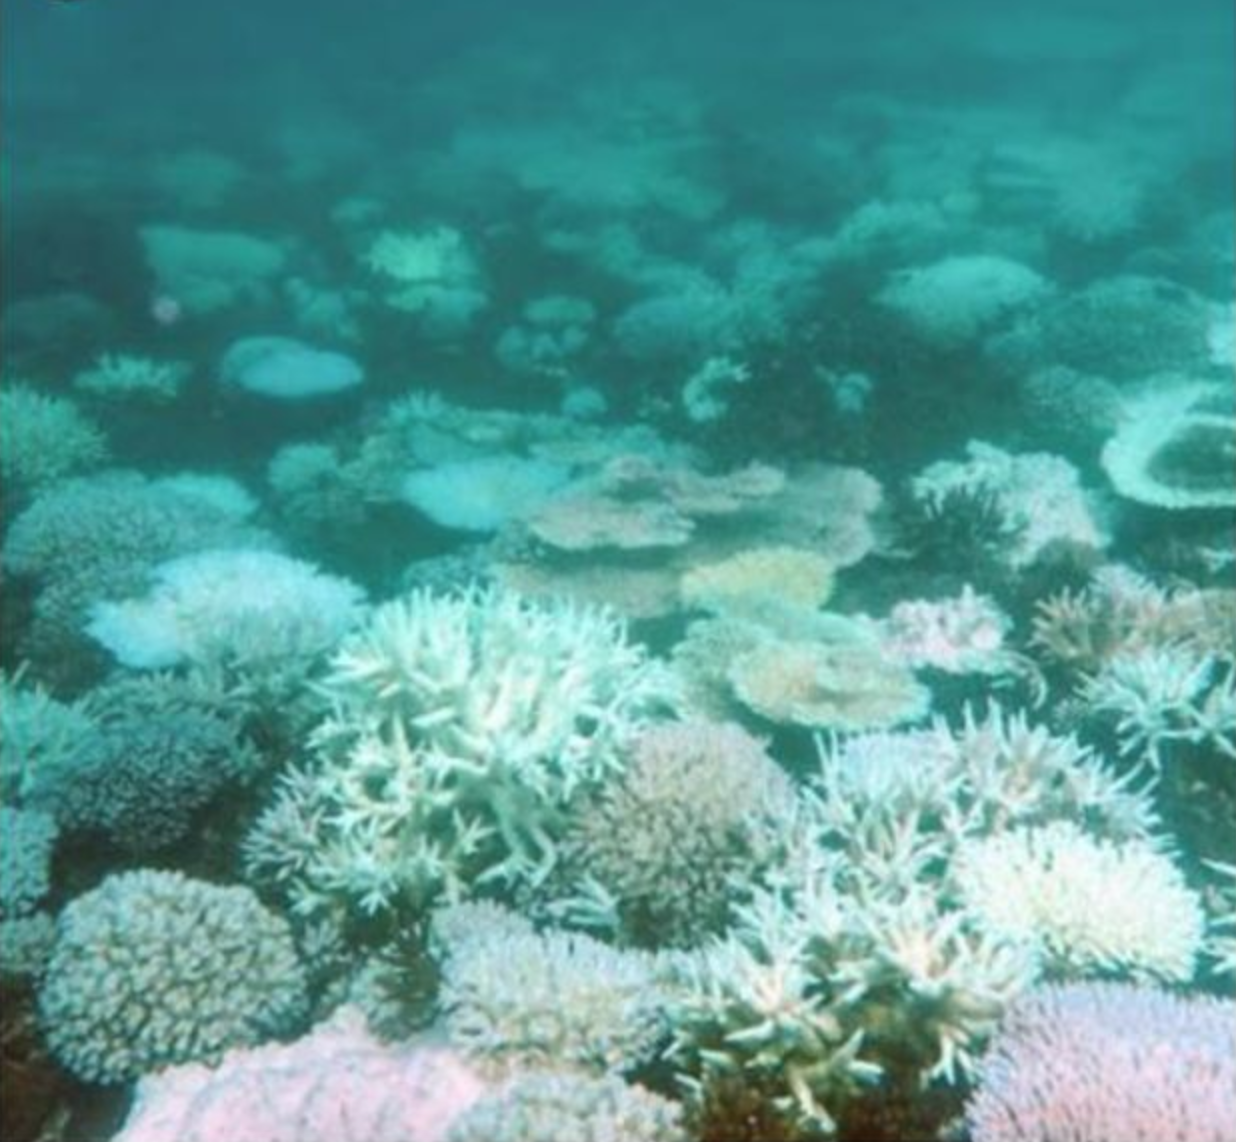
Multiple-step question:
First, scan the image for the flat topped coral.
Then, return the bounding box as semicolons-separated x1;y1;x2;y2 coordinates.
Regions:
527;456;785;553
730;638;930;733
679;547;835;616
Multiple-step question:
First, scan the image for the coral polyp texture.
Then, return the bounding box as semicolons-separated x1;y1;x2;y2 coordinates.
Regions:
966;983;1236;1142
113;1007;488;1142
38;870;307;1083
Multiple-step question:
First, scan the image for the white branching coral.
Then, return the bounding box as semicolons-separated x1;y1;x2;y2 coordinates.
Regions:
952;822;1205;983
73;353;189;403
663;706;1173;1133
245;587;677;918
1081;648;1236;767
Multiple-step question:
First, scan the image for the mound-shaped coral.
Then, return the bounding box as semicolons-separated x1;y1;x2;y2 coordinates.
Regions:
39;870;306;1083
953;821;1205;983
556;720;800;946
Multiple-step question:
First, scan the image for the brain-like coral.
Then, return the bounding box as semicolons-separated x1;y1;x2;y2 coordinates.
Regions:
39;870;307;1083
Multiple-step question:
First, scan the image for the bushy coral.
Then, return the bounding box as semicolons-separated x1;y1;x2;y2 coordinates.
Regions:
244;587;676;918
0;807;58;919
554;720;801;946
86;548;366;670
911;441;1107;568
363;226;488;335
953;821;1205;983
39;870;306;1083
967;983;1236;1142
73;353;189;403
0;669;95;802
0;382;107;496
114;1006;487;1142
24;673;260;851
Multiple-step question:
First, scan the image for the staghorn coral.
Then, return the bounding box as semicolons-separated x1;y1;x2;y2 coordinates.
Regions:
1080;647;1236;767
1031;565;1236;675
244;587;677;918
966;983;1236;1142
39;870;306;1083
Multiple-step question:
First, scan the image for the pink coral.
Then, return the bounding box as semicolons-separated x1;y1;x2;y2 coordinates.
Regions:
114;1007;488;1142
967;982;1236;1142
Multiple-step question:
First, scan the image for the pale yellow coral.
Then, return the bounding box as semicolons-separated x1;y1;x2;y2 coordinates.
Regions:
679;546;834;616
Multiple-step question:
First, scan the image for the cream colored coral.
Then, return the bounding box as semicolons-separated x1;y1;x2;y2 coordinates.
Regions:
679;546;834;616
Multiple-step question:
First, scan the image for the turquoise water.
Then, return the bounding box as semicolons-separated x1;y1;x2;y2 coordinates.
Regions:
2;2;1234;1140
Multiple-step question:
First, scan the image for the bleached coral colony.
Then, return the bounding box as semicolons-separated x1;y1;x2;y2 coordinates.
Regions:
1;2;1234;1141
